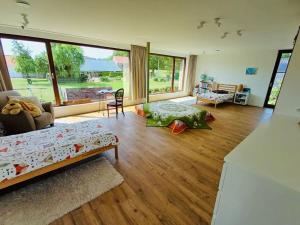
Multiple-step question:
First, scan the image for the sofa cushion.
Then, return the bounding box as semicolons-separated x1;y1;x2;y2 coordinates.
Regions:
34;112;54;129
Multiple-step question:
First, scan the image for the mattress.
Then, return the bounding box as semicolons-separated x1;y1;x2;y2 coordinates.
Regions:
0;120;118;183
198;92;235;103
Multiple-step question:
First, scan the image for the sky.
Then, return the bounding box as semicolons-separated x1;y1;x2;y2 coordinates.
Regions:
1;38;114;59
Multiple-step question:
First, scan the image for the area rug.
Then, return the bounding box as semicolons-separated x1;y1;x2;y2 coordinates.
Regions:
0;157;124;225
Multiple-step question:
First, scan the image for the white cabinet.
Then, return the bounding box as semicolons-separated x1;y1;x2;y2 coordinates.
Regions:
212;115;300;225
234;92;250;105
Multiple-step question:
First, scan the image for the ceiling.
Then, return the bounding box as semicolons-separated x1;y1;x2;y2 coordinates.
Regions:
0;0;299;55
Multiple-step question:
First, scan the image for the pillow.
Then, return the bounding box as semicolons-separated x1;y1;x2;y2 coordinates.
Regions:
8;96;45;112
212;90;229;94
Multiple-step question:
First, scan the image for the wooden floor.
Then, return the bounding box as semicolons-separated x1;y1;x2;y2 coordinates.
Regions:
51;101;272;225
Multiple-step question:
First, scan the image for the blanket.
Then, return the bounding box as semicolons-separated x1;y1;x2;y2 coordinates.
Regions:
142;101;212;133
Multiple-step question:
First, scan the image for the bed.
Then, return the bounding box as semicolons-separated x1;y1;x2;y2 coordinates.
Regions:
136;101;214;134
196;83;238;108
0;119;119;190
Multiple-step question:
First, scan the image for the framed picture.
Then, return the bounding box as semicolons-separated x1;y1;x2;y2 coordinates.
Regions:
246;67;257;75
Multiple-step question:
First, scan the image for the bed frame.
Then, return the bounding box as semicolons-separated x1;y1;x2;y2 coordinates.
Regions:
196;83;238;108
0;145;118;190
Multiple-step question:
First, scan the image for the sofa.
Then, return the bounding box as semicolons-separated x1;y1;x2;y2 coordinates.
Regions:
0;90;54;135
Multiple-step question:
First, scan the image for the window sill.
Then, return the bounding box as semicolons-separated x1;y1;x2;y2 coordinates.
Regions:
149;90;184;96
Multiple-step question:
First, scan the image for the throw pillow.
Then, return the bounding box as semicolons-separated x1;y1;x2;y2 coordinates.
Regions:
212;90;229;94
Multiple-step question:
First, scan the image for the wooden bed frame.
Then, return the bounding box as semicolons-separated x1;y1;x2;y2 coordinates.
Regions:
196;83;238;108
0;145;118;190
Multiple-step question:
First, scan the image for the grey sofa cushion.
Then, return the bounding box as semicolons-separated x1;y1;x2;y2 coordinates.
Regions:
0;90;20;109
34;112;54;129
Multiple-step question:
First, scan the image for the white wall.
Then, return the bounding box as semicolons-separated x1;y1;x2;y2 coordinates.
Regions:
275;35;300;118
195;50;278;107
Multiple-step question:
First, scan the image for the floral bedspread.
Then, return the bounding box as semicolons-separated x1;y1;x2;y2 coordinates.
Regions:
143;101;211;130
0;120;118;183
198;92;235;103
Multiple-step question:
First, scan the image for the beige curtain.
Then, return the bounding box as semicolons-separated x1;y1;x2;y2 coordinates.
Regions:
0;40;12;91
186;55;198;95
130;45;147;101
0;70;7;92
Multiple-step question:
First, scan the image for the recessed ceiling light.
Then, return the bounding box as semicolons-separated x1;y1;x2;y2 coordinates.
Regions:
16;0;31;7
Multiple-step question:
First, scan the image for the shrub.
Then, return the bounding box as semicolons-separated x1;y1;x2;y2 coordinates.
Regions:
153;77;159;82
100;71;123;78
101;77;111;82
79;73;88;82
154;88;160;93
165;87;171;92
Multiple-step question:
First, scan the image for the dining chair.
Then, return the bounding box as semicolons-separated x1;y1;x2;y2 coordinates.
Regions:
107;88;125;117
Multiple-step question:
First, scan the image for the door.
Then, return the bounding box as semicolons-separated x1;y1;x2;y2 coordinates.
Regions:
264;49;292;108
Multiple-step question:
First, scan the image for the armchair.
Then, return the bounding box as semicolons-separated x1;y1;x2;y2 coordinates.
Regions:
0;90;54;135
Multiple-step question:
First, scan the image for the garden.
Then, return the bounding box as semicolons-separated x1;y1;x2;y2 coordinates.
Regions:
8;40;182;104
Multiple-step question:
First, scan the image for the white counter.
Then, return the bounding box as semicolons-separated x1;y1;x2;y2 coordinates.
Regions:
225;114;300;192
212;115;300;225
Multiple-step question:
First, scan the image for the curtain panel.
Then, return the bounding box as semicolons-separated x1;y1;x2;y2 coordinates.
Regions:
0;41;12;91
130;45;147;102
186;55;198;95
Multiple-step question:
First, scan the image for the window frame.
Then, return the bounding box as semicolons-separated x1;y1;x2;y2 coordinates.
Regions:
149;53;186;94
0;33;130;106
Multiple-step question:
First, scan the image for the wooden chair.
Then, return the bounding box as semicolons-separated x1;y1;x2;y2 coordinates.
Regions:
107;88;125;117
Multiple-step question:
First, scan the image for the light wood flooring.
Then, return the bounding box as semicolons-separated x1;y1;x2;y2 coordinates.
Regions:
51;100;272;225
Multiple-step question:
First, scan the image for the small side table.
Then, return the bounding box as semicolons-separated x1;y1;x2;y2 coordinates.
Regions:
234;92;250;105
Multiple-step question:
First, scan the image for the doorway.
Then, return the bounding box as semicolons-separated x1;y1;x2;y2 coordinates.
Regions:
264;49;292;108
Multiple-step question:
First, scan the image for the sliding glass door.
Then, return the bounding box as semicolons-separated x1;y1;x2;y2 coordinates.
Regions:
0;38;56;103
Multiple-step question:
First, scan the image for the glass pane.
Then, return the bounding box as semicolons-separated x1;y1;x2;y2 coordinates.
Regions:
149;55;173;94
50;43;129;104
277;53;291;73
1;38;55;103
267;52;292;106
174;58;185;92
268;72;285;105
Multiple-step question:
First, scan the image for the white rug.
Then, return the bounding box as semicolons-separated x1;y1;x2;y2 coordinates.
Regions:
0;157;124;225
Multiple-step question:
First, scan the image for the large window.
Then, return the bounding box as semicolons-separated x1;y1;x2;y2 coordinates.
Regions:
0;35;129;105
50;43;129;104
149;54;185;94
1;38;55;103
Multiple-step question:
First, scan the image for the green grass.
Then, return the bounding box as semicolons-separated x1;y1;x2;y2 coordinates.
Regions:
11;78;175;103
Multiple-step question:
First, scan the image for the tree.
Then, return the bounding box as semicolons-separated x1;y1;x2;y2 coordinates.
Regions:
12;40;36;80
149;55;172;77
34;52;49;77
113;50;129;57
51;43;84;78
